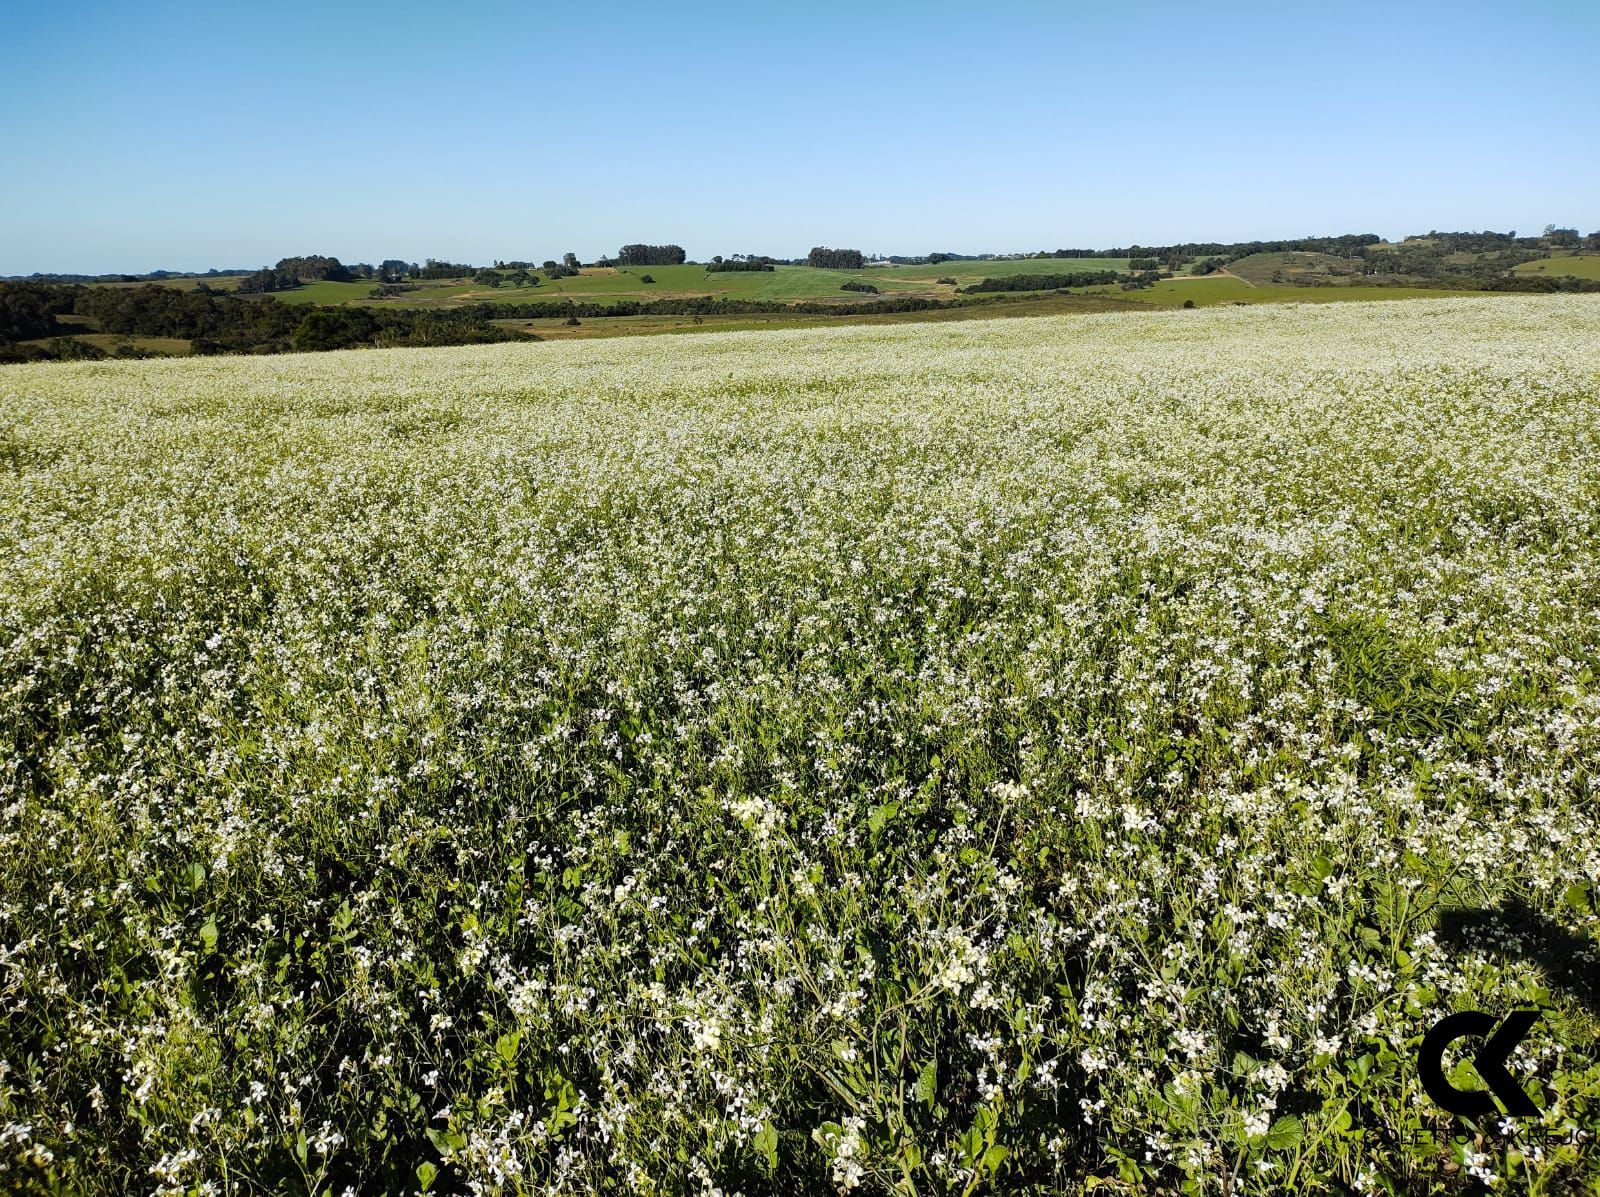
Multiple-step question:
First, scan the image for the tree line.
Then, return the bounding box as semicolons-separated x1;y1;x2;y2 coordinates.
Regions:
236;255;356;293
705;255;776;273
964;270;1120;293
616;244;687;266
465;291;1034;320
1;280;1058;364
0;281;78;341
807;247;866;270
0;282;525;363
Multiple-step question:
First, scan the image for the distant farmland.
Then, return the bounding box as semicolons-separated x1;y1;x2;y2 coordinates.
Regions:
90;258;1140;309
1512;253;1600;280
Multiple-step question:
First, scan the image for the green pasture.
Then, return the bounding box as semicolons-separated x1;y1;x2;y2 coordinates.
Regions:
101;259;1146;311
95;276;245;292
1223;251;1363;285
1512;254;1600;280
1073;277;1475;309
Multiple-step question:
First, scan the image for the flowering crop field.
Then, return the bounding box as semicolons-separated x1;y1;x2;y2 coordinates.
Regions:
3;296;1600;1195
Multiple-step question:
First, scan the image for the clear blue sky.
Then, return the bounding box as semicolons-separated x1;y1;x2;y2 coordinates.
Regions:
2;0;1595;274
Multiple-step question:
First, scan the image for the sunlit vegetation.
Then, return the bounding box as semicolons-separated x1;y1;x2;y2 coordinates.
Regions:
2;297;1599;1193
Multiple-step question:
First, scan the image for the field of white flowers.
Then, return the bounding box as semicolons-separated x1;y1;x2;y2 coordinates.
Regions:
2;296;1599;1195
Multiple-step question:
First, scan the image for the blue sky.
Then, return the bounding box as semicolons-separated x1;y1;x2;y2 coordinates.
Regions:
2;0;1595;273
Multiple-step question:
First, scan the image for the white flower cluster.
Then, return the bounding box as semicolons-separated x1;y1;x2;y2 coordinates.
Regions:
0;296;1598;1193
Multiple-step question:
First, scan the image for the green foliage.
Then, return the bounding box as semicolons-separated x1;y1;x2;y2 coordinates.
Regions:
705;257;776;273
0;281;78;340
808;246;866;270
291;307;379;351
616;244;687;267
1;297;1598;1193
236;255;353;293
965;270;1121;292
0;283;526;358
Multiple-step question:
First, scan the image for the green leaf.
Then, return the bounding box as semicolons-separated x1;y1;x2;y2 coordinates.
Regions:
914;1058;938;1108
1563;881;1594;914
954;1126;983;1166
416;1162;438;1191
198;919;218;953
868;801;900;844
981;1144;1010;1173
1266;1116;1303;1151
753;1120;778;1172
496;1030;520;1065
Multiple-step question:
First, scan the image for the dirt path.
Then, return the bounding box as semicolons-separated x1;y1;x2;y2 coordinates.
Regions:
1211;266;1256;287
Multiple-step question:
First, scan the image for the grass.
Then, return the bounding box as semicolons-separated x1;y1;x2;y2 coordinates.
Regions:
78;257;1493;328
260;279;385;305
1512;254;1600;280
92;260;1141;312
19;324;192;353
3;296;1600;1195
1075;278;1472;308
379;260;1134;309
1223;252;1363;285
491;292;1136;341
372;263;1473;317
94;275;247;292
64;333;192;355
59;270;1506;355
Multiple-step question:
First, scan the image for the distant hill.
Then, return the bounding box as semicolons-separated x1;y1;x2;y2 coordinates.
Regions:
1512;254;1600;281
1223;251;1363;286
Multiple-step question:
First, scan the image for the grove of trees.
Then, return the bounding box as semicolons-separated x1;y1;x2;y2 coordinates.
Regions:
807;247;866;270
0;281;78;341
0;283;525;361
965;270;1120;293
705;255;775;273
235;255;353;293
617;244;687;266
413;259;477;280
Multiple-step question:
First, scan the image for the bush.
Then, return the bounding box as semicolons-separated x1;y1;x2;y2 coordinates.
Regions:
965;271;1120;293
705;259;776;273
840;281;880;294
936;276;957;285
1183;299;1197;309
640;275;655;284
291;308;379;352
